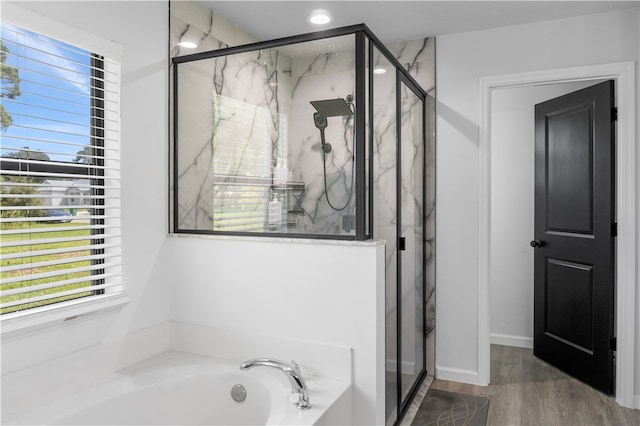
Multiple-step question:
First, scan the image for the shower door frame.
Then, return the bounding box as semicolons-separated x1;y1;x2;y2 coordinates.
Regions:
172;25;369;240
394;71;428;424
365;32;429;425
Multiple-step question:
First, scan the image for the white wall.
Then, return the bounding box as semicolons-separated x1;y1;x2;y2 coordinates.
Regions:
490;81;600;349
436;7;640;401
166;236;386;425
1;0;170;416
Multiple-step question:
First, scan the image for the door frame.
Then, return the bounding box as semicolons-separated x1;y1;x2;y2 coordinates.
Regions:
477;62;636;408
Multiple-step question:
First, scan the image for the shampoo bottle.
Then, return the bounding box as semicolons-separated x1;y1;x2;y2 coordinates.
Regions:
268;194;282;230
273;162;282;186
281;160;288;185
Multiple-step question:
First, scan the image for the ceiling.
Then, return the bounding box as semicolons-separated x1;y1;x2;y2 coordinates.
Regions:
198;1;639;43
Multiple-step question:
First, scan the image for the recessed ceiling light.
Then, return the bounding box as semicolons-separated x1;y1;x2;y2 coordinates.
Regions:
178;26;200;49
178;41;198;49
373;67;387;75
307;9;332;25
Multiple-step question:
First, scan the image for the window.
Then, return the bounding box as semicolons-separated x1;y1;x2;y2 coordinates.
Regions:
0;10;123;321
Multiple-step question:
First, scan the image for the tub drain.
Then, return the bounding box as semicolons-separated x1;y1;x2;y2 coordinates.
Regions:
231;384;246;403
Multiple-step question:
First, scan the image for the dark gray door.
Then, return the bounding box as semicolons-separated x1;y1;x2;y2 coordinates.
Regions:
533;80;615;394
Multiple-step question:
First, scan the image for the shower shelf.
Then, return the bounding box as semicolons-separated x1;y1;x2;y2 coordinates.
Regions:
211;176;305;192
270;181;305;191
271;182;306;228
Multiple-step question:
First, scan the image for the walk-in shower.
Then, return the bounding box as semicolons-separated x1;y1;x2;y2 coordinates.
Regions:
172;24;431;242
171;25;433;424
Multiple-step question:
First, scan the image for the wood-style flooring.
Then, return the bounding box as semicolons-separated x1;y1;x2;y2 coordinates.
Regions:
408;345;640;425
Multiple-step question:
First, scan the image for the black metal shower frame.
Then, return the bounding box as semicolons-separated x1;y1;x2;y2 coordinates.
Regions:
171;23;428;426
172;24;425;240
394;70;428;425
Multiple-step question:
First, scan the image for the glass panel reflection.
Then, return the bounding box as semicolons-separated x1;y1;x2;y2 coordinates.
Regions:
400;80;424;401
175;35;357;236
370;47;398;425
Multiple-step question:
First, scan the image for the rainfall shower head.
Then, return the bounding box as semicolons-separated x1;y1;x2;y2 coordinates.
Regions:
310;98;353;117
309;96;357;212
311;96;354;156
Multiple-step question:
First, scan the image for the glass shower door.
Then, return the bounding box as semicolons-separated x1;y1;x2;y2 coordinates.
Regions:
398;76;425;405
371;47;399;426
373;46;426;426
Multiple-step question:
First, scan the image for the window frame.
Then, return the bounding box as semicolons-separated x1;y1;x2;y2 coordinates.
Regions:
0;2;127;335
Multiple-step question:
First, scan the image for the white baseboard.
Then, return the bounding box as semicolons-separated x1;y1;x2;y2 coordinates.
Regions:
490;333;533;349
435;365;479;385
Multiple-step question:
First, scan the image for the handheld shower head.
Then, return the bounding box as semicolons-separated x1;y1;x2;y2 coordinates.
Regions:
313;113;331;153
313;112;327;130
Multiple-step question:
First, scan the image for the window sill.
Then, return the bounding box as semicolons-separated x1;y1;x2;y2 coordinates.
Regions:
1;293;130;339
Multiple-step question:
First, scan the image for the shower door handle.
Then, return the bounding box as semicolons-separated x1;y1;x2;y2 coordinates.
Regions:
398;237;406;251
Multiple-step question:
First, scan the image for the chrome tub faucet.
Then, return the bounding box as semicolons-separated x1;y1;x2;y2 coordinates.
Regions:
240;358;311;409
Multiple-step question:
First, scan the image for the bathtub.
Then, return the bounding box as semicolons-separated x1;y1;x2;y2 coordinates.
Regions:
7;352;351;425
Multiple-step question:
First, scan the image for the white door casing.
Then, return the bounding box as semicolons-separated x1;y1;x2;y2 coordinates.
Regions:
478;61;636;408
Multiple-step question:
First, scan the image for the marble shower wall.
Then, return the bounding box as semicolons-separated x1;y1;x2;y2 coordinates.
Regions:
175;49;293;231
171;1;261;230
170;1;258;56
288;44;357;234
172;1;356;235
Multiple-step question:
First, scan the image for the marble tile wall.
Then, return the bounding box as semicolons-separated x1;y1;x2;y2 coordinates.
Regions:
174;48;292;231
288;42;357;234
172;1;356;235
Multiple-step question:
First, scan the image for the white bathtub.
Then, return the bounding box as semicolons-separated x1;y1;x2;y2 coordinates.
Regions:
7;352;351;426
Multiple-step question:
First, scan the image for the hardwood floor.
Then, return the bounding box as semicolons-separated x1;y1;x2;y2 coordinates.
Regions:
426;345;640;425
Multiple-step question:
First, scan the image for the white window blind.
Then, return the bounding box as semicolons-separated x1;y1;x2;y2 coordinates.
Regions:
211;94;285;232
0;19;122;316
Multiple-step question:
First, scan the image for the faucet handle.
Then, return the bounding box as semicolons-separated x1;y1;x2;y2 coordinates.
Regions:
290;360;301;375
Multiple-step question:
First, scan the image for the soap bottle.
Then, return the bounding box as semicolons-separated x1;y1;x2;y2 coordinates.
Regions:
273;162;281;186
281;160;289;185
268;194;282;230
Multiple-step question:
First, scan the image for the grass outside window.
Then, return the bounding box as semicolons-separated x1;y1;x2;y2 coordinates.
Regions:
0;217;93;314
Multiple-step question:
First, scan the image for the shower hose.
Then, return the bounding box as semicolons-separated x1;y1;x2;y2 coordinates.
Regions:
322;102;356;212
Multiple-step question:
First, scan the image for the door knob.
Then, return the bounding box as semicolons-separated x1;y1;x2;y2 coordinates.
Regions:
530;239;544;248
